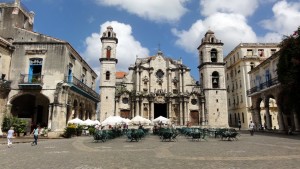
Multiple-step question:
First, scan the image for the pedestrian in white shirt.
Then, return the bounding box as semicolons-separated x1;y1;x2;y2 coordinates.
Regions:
7;127;14;148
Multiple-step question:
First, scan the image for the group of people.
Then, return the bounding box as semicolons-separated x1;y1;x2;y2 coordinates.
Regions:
6;125;40;148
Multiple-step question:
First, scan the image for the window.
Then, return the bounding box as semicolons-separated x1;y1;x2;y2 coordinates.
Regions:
247;49;253;56
105;71;110;80
122;98;129;104
250;62;255;70
200;51;203;63
271;49;276;55
228;99;231;106
156;69;164;78
210;49;217;62
258;49;264;57
191;99;197;105
29;58;43;83
212;71;219;88
242;112;245;123
241;95;243;103
106;46;111;59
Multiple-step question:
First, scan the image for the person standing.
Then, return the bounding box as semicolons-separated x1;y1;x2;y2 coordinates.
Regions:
31;125;40;146
238;120;241;131
249;121;255;136
7;127;14;148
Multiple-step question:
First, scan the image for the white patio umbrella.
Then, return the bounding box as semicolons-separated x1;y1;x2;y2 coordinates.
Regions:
82;119;95;126
67;117;83;125
93;120;101;125
122;118;132;125
153;116;170;124
131;115;151;125
101;115;124;126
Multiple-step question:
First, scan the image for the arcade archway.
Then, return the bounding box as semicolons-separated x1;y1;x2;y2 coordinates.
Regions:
10;93;49;128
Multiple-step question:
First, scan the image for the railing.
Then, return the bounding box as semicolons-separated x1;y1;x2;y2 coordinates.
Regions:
19;74;43;84
65;76;99;99
247;77;279;95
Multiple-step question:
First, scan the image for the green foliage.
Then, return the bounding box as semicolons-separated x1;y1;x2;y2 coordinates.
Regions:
63;124;77;138
1;116;28;134
76;125;83;136
278;26;300;114
1;116;13;132
88;127;96;136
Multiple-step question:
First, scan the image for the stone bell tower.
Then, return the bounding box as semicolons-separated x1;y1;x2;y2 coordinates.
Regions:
198;30;228;127
99;26;118;121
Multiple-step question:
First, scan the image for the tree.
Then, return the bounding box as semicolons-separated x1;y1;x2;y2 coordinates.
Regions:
277;26;300;115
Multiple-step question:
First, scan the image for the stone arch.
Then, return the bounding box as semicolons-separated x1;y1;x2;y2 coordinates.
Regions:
9;93;50;130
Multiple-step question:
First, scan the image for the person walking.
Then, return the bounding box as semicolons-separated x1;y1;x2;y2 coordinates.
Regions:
249;121;255;136
31;125;40;146
7;127;14;148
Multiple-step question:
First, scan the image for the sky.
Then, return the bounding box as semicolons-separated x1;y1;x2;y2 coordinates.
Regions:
17;0;300;81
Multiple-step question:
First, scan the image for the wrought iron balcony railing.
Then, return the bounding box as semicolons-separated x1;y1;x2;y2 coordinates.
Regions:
19;74;44;84
247;77;279;95
65;76;99;100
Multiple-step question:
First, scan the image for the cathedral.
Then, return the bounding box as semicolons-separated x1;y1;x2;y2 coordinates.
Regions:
99;26;228;127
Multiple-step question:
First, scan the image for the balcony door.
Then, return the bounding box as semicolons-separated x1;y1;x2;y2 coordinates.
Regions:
29;58;42;83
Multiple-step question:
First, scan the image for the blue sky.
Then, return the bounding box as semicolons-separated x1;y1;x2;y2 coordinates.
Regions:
20;0;300;80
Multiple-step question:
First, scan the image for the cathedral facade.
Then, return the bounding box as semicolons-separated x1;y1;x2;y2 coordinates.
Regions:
99;26;228;127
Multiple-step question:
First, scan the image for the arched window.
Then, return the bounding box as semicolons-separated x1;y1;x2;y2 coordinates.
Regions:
105;71;110;80
106;46;111;59
242;112;245;123
210;49;217;62
200;51;203;63
212;71;219;88
211;37;214;43
250;62;255;70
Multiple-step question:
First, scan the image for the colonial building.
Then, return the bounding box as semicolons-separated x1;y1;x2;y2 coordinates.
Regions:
99;27;229;128
248;52;300;131
224;43;279;129
0;1;99;137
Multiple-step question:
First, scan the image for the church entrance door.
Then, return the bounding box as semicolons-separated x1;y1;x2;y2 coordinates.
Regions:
154;103;167;118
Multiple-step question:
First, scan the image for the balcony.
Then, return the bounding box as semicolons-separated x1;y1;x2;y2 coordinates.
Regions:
247;77;279;95
18;74;43;89
65;76;99;101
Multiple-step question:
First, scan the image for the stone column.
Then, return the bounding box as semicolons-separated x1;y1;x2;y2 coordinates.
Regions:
179;70;182;93
201;100;205;125
179;98;183;125
185;100;189;124
149;71;153;93
48;104;53;130
140;100;144;117
168;101;172;119
135;99;139;117
136;68;140;92
150;101;154;121
265;104;271;130
277;105;285;131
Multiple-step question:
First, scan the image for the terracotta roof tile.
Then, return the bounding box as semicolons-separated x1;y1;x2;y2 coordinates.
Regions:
116;71;126;79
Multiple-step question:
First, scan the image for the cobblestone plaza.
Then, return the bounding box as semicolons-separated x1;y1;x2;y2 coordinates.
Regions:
0;132;300;169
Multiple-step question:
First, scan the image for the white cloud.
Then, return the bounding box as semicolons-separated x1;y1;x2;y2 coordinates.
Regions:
81;21;149;74
260;0;300;35
172;13;257;55
257;32;283;43
200;0;259;17
94;0;190;22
